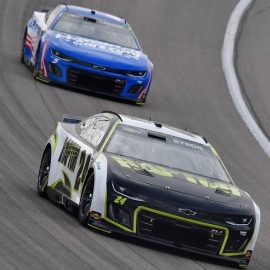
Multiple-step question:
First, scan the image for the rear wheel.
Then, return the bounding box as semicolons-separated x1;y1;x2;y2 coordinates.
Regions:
32;43;41;78
79;173;94;226
37;148;51;197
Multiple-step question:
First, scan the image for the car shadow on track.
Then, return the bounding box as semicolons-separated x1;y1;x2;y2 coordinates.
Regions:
49;201;238;269
37;79;144;107
96;229;238;269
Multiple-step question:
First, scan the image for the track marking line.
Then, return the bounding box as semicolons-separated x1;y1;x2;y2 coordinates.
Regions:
222;0;270;157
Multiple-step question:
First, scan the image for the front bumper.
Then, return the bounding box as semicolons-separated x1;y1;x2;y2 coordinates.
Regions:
88;185;254;267
39;48;152;103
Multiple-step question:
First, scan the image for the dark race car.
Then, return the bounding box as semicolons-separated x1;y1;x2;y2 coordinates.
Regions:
38;112;260;268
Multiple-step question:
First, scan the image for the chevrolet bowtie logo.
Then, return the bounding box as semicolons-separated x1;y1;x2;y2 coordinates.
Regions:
178;208;197;216
93;65;106;71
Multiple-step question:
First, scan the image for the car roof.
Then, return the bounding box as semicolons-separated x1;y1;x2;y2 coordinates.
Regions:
60;5;126;26
118;114;207;145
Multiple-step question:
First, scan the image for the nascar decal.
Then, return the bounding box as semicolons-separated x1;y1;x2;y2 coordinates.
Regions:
111;156;241;196
55;33;141;60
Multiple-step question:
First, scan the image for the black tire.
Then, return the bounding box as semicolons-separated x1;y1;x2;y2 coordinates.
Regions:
79;173;94;226
32;43;41;78
37;147;51;198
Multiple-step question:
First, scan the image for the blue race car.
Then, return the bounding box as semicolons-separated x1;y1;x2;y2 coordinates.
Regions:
21;4;153;104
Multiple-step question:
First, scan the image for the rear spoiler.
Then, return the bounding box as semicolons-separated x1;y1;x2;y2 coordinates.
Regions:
61;114;84;124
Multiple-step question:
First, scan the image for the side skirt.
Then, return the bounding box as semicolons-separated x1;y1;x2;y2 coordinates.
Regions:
47;187;78;213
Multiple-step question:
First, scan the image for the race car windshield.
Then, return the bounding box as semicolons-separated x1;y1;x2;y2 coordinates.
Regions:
106;125;231;183
53;13;139;50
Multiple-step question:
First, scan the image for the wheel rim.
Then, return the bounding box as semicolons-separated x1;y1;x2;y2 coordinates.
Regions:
81;181;93;217
38;152;50;191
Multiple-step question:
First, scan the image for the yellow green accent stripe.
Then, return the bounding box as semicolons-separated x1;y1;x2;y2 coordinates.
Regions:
49;171;73;197
62;170;73;196
104;216;133;232
36;76;50;83
105;206;230;253
88;224;111;234
50;178;63;189
103;200;251;257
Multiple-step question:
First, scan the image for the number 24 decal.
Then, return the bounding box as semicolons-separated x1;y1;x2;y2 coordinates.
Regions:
114;196;127;205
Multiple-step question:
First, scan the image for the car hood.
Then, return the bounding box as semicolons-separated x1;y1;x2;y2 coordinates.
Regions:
106;154;253;208
47;31;150;70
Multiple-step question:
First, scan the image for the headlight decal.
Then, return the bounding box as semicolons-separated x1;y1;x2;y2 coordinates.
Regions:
111;181;144;202
51;48;72;61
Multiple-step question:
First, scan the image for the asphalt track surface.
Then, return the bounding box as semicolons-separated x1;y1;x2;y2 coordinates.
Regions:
0;0;269;269
237;0;270;143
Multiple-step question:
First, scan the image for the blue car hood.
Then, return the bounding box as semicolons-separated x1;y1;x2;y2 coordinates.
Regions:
47;31;149;70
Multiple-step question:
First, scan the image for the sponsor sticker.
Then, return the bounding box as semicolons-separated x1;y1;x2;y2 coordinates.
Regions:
55;33;141;60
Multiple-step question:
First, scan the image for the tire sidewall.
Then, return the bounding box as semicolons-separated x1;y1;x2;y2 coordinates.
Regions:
79;173;94;226
37;147;51;197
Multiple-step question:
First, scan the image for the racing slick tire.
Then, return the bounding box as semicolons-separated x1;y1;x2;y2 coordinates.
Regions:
79;173;94;226
32;43;41;78
37;147;51;198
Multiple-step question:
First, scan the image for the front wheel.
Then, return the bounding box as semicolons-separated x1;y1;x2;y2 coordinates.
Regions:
79;173;94;226
37;148;51;197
